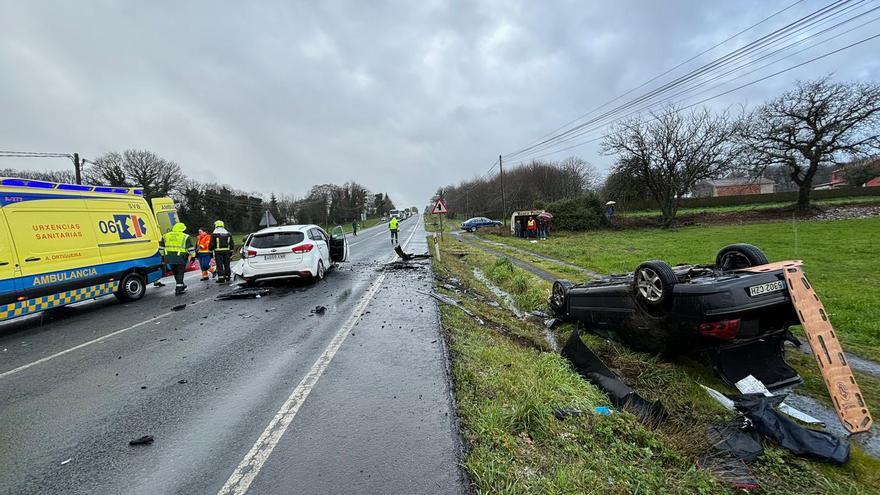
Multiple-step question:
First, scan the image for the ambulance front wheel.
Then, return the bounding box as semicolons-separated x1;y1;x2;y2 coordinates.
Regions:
115;272;147;302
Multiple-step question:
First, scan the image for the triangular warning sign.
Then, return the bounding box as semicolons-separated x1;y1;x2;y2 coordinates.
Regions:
431;198;448;214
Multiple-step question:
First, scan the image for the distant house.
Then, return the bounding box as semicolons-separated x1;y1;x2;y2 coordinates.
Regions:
813;168;849;190
814;159;880;189
696;178;776;197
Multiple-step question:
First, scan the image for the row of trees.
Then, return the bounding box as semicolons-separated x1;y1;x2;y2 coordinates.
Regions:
436;77;879;229
602;77;880;225
440;157;597;219
4;150;395;233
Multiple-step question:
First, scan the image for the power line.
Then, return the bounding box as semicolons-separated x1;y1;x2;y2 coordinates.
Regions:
510;0;809;154
510;5;880;161
510;29;880;162
502;2;880;163
503;0;860;161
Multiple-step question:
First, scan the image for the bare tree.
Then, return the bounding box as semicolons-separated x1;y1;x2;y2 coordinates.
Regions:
740;77;880;210
602;106;742;226
88;149;184;199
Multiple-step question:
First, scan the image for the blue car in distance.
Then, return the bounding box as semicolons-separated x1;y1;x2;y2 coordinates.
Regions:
461;217;502;232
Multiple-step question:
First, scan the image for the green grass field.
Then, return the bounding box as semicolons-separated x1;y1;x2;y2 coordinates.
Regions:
429;233;880;494
624;195;880;218
483;217;880;362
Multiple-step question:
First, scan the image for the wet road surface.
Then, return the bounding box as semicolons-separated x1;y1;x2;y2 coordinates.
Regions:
0;218;465;494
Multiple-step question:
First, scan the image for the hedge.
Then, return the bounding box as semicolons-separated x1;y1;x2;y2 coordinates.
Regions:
622;187;880;211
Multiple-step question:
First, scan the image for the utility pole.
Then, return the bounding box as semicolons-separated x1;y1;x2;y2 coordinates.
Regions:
499;154;506;226
465;190;469;219
73;153;82;184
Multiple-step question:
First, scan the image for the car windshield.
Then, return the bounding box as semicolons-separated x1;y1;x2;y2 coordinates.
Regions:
250;231;305;249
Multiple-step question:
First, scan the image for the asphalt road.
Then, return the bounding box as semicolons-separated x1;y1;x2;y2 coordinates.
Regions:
0;217;465;494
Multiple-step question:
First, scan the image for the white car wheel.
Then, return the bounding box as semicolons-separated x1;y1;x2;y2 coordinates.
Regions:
315;260;325;282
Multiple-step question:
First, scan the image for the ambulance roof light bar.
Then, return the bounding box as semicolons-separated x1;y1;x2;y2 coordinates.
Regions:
1;177;144;195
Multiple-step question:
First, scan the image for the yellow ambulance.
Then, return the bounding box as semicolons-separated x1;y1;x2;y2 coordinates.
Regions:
0;177;179;322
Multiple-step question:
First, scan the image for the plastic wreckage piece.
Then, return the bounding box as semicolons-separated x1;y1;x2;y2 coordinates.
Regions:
782;265;873;434
706;418;764;463
735;375;823;425
394;245;432;261
215;287;271;300
560;329;667;425
734;394;850;465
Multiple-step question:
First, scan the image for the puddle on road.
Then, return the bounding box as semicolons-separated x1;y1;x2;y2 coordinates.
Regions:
472;268;558;351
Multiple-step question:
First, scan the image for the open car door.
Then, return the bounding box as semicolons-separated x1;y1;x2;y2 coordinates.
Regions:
329;226;349;262
150;197;179;236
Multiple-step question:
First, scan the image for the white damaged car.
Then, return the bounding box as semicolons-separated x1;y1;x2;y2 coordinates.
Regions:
232;225;349;283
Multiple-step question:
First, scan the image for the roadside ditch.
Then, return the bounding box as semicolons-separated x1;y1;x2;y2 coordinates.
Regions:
431;230;880;493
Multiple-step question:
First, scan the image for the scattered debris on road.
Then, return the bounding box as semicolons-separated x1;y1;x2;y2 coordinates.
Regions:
128;435;154;446
394;245;432;260
177;379;188;384
311;305;327;315
171;304;186;311
60;458;72;465
215;287;271;300
419;290;484;325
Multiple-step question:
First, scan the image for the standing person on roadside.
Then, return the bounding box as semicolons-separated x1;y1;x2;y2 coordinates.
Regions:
196;228;216;281
159;222;196;295
351;219;358;236
526;216;537;238
210;220;235;283
389;215;399;244
537;217;547;240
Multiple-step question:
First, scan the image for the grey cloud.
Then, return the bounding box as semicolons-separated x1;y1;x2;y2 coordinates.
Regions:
2;0;878;208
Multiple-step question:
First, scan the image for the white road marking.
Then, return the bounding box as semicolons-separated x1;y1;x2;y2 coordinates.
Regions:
218;216;422;495
0;295;213;380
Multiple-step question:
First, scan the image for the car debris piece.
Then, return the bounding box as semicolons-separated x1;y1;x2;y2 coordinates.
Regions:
549;244;804;390
706;417;764;463
394;245;432;260
734;394;849;465
60;458;72;465
780;265;873;434
735;375;823;425
311;306;327;315
553;406;583;420
561;328;667;425
129;435;154;446
418;290;484;325
171;304;186;311
215;287;271;300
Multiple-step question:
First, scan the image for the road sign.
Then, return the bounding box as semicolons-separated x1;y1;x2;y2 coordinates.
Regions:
431;198;448;215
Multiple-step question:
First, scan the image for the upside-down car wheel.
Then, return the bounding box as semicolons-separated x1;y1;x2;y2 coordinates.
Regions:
633;260;678;308
715;243;769;270
550;280;573;319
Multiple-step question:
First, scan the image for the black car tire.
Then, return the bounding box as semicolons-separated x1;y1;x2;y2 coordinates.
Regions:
632;260;677;308
549;280;573;319
715;243;768;270
115;272;146;302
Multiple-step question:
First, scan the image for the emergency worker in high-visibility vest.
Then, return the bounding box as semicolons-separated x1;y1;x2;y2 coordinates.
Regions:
196;228;216;281
159;222;196;295
210;220;235;283
389;216;399;244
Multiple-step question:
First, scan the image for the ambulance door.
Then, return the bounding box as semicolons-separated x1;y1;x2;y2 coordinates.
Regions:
151;197;179;236
0;211;22;305
89;197;160;264
4;196;103;292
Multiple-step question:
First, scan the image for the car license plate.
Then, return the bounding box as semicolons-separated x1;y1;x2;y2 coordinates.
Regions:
264;254;286;261
748;280;785;297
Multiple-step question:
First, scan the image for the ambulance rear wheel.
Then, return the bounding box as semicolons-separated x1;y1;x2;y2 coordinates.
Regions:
115;272;146;302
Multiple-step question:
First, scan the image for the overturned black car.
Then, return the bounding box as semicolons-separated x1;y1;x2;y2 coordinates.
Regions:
549;244;803;390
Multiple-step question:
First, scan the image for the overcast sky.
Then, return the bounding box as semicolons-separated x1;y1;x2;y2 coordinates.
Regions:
2;0;879;208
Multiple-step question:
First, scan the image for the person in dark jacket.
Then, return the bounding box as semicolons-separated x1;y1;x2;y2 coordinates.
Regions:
210;220;235;283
